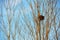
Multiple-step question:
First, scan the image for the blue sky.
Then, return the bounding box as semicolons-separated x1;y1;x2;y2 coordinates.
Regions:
0;0;60;40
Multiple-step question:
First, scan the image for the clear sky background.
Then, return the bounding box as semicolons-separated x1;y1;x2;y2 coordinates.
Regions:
0;0;60;40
